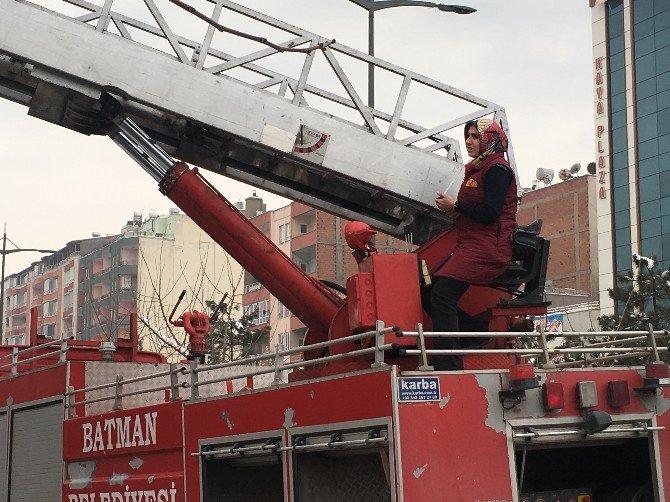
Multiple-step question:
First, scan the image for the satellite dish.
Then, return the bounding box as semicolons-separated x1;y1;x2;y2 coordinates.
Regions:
587;162;597;175
570;163;581;175
536;168;554;185
559;169;572;181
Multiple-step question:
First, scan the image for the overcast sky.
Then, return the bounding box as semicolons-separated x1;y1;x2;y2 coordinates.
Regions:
0;0;594;274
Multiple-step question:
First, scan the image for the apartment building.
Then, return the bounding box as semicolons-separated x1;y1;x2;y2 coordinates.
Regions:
3;211;242;360
241;197;408;360
3;236;116;344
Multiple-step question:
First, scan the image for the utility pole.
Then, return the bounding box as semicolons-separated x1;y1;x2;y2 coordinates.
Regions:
0;224;6;342
0;224;56;343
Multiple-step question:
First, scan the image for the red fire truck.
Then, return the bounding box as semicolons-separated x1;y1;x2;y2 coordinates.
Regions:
0;110;666;502
0;1;668;497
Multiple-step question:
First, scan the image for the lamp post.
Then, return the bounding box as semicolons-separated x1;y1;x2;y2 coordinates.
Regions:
347;0;476;108
0;223;56;342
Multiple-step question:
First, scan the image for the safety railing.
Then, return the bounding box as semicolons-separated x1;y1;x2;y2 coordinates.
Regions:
64;321;397;416
397;323;669;370
0;336;73;375
19;0;513;164
61;321;670;416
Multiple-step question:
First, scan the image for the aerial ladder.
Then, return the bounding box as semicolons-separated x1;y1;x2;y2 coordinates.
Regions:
0;2;669;501
0;0;516;243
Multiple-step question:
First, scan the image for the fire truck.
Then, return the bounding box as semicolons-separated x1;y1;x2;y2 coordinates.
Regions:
0;0;669;500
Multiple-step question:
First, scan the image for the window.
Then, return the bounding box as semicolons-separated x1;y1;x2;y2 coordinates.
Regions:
14;292;26;308
6;334;24;345
43;299;58;317
243;300;269;326
615;227;631;246
277;332;290;350
638;113;658;142
64;268;74;285
42;323;56;338
63;292;73;310
278;223;291;243
639;174;661;202
278;302;291;319
299;223;308;234
44;277;59;294
641;217;662;238
638;156;659;178
640;200;661;221
120;275;132;290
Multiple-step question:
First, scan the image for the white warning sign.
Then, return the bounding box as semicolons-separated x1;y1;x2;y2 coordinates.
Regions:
292;125;330;165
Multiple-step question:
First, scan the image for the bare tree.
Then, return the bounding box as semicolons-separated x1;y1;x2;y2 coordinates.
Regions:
133;235;246;361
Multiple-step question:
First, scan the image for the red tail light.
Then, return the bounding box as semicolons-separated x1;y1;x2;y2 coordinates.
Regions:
542;381;564;411
509;362;535;381
508;362;539;391
607;380;630;408
646;362;669;380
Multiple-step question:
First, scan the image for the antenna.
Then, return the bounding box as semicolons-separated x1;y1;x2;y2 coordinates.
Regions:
535;168;554;186
587;162;597;175
570;163;581;175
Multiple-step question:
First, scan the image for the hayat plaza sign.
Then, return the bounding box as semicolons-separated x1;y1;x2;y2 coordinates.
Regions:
594;55;609;201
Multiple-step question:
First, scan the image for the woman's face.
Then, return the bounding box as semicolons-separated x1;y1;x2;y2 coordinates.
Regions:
465;125;481;159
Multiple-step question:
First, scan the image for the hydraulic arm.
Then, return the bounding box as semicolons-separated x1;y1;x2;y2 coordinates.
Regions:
110;116;343;342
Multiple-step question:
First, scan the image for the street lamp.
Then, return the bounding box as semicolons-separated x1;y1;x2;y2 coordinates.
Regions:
0;223;56;341
347;0;476;107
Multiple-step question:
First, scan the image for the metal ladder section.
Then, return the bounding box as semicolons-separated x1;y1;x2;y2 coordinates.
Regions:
0;0;514;243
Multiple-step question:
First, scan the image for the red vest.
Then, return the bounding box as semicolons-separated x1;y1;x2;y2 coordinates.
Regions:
434;152;518;284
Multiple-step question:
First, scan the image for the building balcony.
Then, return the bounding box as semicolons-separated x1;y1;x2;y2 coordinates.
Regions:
290;229;316;251
6;326;27;339
91;268;112;281
117;263;138;275
91;292;112;305
242;288;270;306
117;289;137;302
42;289;60;299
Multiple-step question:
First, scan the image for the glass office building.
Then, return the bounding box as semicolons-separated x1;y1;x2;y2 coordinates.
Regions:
591;0;670;314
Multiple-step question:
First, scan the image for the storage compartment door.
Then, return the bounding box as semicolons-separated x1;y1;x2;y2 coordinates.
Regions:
10;403;63;502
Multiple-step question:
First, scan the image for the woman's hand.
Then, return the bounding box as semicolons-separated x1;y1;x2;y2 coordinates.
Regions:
435;192;458;219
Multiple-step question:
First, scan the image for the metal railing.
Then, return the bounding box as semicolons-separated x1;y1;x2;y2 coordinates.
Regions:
0;336;72;375
20;0;513;164
64;321;397;416
61;318;670;416
398;323;669;370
